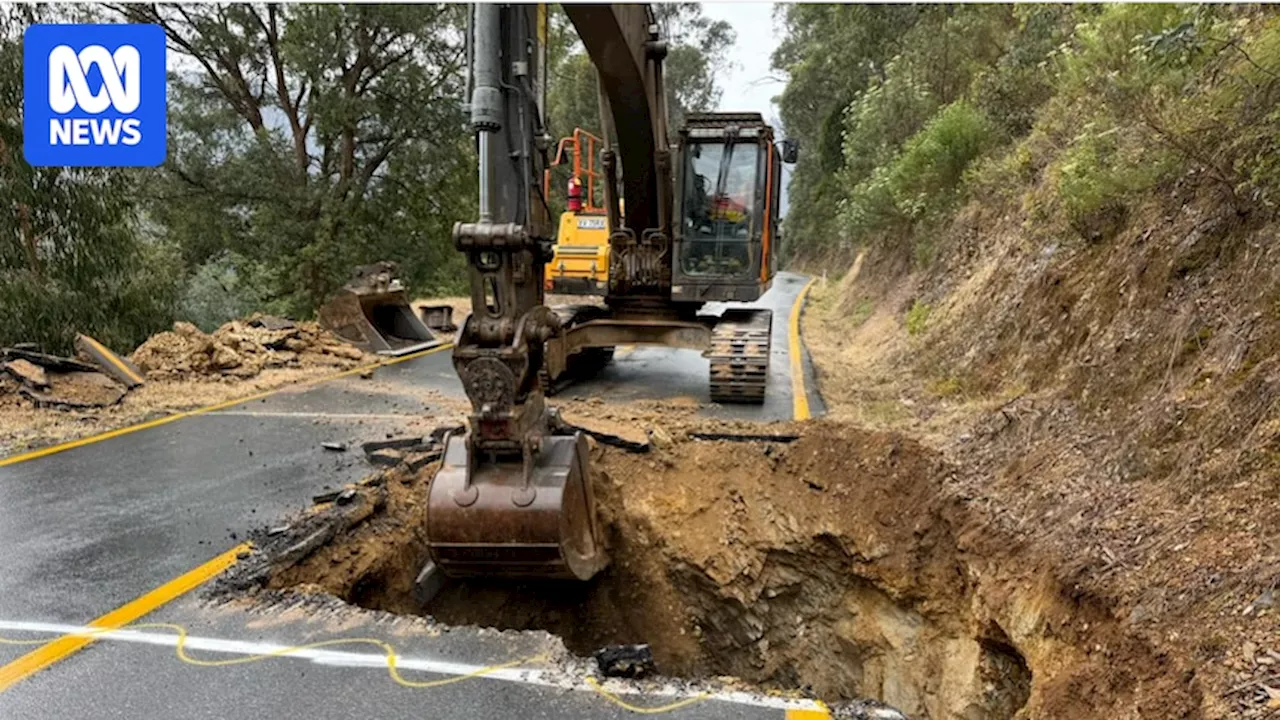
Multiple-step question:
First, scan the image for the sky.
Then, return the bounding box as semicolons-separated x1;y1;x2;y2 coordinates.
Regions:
700;2;792;215
701;2;786;126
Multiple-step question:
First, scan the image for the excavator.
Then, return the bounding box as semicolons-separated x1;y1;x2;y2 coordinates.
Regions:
426;4;797;582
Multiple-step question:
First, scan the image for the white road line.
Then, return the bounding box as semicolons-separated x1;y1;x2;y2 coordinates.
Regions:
0;620;826;712
204;411;423;420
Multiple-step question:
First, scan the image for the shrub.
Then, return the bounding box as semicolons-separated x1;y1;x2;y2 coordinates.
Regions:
905;300;931;336
179;251;271;331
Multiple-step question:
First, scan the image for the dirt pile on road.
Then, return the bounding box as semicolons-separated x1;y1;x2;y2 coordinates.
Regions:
263;418;1201;720
131;317;372;380
1;316;385;457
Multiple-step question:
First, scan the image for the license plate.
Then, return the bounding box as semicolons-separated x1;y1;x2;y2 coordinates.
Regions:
576;216;606;230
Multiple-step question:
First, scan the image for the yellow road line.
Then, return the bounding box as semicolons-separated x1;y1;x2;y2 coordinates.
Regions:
0;344;452;468
789;278;818;421
0;542;249;693
786;709;832;720
78;334;145;386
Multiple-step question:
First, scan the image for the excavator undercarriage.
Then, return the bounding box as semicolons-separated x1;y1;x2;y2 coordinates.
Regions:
422;3;796;584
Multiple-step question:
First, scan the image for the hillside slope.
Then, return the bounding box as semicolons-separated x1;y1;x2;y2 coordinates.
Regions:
789;6;1280;718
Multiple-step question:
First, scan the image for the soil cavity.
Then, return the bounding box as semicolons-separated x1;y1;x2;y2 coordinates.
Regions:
268;421;1198;720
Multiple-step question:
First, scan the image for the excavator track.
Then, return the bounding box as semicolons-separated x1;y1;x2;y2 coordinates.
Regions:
707;308;772;404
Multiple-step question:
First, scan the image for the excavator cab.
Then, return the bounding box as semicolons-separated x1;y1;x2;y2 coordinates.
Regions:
671;113;788;304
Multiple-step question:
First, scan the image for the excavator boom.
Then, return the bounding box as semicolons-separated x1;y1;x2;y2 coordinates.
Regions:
426;3;795;583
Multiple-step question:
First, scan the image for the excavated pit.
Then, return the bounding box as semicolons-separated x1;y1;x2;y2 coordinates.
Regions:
264;420;1201;719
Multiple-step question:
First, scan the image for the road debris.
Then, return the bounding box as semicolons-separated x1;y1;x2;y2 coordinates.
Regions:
1;345;131;409
248;315;296;331
366;448;405;466
321;442;347;452
75;333;145;388
130;318;373;380
312;489;343;504
687;431;800;443
361;436;430;454
3;359;48;389
593;644;656;679
2;347;97;373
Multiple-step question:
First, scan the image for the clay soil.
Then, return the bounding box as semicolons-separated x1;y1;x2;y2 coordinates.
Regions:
265;417;1202;720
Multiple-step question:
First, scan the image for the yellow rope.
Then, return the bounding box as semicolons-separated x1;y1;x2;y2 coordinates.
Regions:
1;624;543;690
585;675;712;714
1;625;717;714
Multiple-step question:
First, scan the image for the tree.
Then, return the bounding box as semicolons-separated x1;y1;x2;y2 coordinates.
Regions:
115;3;475;316
0;5;179;353
652;3;735;128
546;3;735;139
543;3;734;213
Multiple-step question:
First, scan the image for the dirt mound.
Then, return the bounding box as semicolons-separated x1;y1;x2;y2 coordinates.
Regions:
262;419;1201;720
131;316;371;380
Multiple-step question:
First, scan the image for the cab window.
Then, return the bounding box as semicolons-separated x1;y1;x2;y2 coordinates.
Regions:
680;141;760;277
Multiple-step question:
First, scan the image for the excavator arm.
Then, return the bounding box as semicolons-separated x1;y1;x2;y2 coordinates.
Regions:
428;4;670;582
427;4;794;583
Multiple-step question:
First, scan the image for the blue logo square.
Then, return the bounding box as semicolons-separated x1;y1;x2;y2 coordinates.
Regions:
23;24;167;167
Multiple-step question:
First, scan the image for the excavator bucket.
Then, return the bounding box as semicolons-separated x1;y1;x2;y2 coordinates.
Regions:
318;262;442;356
426;430;607;580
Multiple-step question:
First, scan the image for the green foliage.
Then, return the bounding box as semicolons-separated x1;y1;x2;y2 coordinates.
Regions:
0;6;178;354
905;300;931;336
1052;129;1176;222
888;102;997;219
179;252;271;332
776;3;1280;270
838;102;996;252
120;3;474;317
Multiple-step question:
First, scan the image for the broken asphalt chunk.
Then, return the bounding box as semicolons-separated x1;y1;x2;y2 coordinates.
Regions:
248;315;296;331
429;424;466;444
687;432;801;443
361;436;429;454
1;347;97;373
3;359;49;389
74;333;145;388
312;489;342;504
404;450;443;472
366;448;406;467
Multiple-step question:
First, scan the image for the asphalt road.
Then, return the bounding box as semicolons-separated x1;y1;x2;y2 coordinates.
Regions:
0;271;825;718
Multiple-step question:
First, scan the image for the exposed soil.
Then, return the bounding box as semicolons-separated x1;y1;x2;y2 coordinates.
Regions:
264;418;1201;720
0;316;380;457
131;318;372;379
800;176;1280;717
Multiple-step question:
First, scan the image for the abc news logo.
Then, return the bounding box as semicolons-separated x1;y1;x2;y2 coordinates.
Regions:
48;44;143;146
24;24;166;167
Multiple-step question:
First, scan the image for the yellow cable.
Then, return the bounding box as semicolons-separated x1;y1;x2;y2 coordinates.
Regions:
585;675;712;714
0;624;544;691
2;624;721;714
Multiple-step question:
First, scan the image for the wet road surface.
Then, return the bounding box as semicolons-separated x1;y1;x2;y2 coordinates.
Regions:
0;271;824;717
